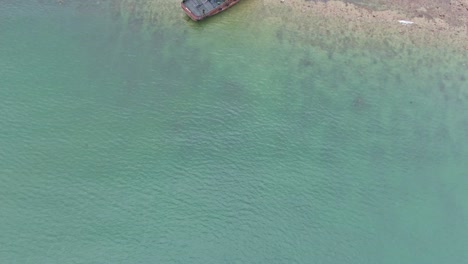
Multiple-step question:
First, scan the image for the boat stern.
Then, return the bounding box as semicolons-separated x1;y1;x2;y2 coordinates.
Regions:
181;0;203;21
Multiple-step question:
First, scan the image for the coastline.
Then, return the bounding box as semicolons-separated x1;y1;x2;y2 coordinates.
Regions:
100;0;468;53
263;0;468;51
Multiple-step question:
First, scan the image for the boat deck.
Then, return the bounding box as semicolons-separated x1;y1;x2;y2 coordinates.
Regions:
182;0;225;18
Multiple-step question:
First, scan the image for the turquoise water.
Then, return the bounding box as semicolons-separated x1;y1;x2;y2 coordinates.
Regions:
1;1;467;263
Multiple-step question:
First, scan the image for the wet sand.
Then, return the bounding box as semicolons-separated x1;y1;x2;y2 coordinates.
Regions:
60;0;468;52
269;0;468;50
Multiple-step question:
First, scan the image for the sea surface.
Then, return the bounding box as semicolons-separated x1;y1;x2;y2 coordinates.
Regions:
1;1;467;263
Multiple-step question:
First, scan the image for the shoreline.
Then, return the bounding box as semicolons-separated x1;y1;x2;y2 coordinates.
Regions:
60;0;468;52
265;0;468;51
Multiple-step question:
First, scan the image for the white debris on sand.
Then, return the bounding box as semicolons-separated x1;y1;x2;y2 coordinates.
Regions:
398;20;414;25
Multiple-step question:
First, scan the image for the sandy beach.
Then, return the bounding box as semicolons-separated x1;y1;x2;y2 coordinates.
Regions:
80;0;468;50
74;0;468;52
263;0;468;51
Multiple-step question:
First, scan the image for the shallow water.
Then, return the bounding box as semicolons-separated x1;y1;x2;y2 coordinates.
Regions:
1;1;467;263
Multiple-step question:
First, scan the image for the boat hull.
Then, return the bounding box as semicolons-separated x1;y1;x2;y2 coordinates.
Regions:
181;0;240;21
